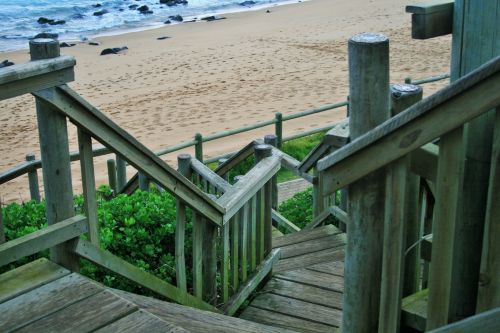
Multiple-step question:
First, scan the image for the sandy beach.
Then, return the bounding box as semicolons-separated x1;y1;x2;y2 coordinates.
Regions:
0;0;451;203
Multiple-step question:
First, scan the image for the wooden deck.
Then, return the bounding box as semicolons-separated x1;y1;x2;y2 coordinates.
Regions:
0;258;294;332
240;225;346;332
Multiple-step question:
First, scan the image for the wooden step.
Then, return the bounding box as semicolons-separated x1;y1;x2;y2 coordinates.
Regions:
402;288;428;331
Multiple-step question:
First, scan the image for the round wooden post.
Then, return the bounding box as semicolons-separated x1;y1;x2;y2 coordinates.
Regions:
343;32;390;333
264;135;278;210
275;113;283;149
107;159;117;194
30;38;78;271
138;172;150;192
26;154;41;203
116;156;127;192
195;133;203;163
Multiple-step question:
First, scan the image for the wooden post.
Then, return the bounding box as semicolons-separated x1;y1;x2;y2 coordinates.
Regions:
275;113;283;149
342;32;390;333
447;0;499;322
30;38;78;271
312;168;324;218
78;129;100;247
26;154;41;203
106;159;117;194
379;84;422;332
116;156;127;192
195;133;203;163
264;134;278;210
176;154;191;298
219;158;229;181
255;144;273;257
0;203;5;244
138;172;149;192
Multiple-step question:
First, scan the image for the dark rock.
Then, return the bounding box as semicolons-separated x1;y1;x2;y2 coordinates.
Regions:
201;15;226;22
239;1;256;6
129;4;138;9
33;32;59;39
168;14;183;22
100;46;128;55
72;13;85;19
119;8;124;11
137;5;149;12
0;60;15;68
48;20;66;25
93;10;109;16
88;41;100;45
266;10;271;13
93;3;102;7
37;17;53;24
159;0;188;6
59;42;75;48
164;20;171;24
157;36;170;40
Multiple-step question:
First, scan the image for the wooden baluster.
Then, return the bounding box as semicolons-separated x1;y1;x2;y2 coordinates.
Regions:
0;203;5;245
107;159;117;194
343;33;390;333
26;154;41;203
264;134;278;211
255;144;273;259
138;171;149;192
78;129;99;247
176;154;191;299
30;38;78;271
192;211;203;299
250;195;257;271
203;219;218;304
222;220;230;303
241;202;249;283
275;113;283;150
116;156;127;192
232;176;243;293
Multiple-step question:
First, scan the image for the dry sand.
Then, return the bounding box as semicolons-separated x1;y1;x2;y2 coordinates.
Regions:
0;0;451;203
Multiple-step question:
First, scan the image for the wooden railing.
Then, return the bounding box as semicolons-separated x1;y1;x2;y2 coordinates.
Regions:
0;38;281;315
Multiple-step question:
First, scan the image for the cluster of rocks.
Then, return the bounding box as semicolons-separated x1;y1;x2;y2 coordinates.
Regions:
239;1;256;6
160;0;188;6
0;60;14;68
37;17;66;25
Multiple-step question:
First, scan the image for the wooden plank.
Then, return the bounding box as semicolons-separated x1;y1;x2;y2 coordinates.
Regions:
271;209;301;233
240;306;335;333
276;269;344;293
175;202;187;295
221;223;230;303
191;158;232;193
0;55;74;84
263;277;343;309
33;85;225;226
406;0;454;14
231;214;240;293
250;195;257;271
223;248;281;316
273;225;342;248
0;273;102;331
113;289;296;333
317;56;500;195
0;215;87;267
192;213;203;299
302;207;331;231
411;143;439;182
0;258;69;303
279;233;346;259
202;220;217;305
250;293;342;327
73;239;217;312
217;154;281;223
298;143;330;174
307;261;344;276
274;247;345;273
241;203;249;283
427;307;500;333
427;128;465;329
214;140;256;177
16;290;138;332
408;6;454;39
95;309;188;333
277;149;314;184
78;129;100;247
402;289;428;332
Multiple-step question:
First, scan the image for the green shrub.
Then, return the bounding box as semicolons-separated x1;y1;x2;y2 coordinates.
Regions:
278;188;313;229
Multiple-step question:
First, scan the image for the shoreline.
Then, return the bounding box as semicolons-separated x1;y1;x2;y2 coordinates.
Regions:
0;0;451;203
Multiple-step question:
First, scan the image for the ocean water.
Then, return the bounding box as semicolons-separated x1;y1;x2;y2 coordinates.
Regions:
0;0;298;52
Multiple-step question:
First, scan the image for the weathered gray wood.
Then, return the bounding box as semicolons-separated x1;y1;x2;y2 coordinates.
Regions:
250;293;342;327
25;154;41;202
302;207;331;231
114;288;296;333
138;171;149;191
263;277;343;309
342;32;390;333
107;158;117;193
477;108;500;312
78;129;100;247
279;233;346;259
271;209;300;233
427;127;465;329
31;40;78;271
307;261;344;276
0;215;87;267
217;152;281;223
223;248;280;316
95;309;187;333
33;85;225;226
402;289;428;332
273;224;342;248
312;168;324;218
411;143;439;181
192;212;203;299
276;269;344;293
250;195;257;270
0;54;75;101
240;202;249;283
406;1;454;39
0;204;5;244
317;55;500;194
202;219;217;305
0;258;70;303
221;222;230;303
427;307;500;333
115;156;127;191
16;290;138;333
191;158;232;193
275;112;283;148
274;247;345;273
73;239;217;312
448;0;500;322
231;214;240;293
265;135;279;210
0;273;102;332
214;141;256;177
175;154;190;298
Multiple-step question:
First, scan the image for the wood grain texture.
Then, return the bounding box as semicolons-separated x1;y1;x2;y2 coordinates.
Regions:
274;247;345;273
95;309;188;333
275;269;344;293
278;233;345;259
427;307;500;333
273;224;341;248
307;261;344;276
0;258;69;303
191;158;232;193
402;289;428;331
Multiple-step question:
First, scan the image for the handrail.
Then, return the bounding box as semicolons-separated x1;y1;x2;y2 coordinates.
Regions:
318;55;500;194
33;85;225;226
190;158;232;193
